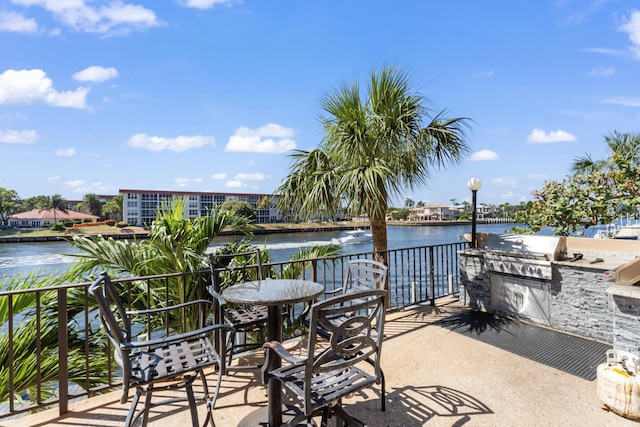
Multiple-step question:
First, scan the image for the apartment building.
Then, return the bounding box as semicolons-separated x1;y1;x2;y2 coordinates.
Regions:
120;189;281;227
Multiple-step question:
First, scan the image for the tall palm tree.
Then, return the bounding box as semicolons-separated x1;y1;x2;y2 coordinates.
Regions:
276;67;471;262
572;131;640;174
41;194;68;225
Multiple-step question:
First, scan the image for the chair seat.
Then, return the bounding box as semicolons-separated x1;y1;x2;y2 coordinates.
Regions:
129;336;220;385
271;361;377;409
224;305;269;329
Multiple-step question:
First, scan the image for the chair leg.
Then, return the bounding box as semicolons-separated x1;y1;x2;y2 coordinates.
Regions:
141;388;153;427
380;369;386;412
125;388;142;427
200;368;221;427
185;381;199;427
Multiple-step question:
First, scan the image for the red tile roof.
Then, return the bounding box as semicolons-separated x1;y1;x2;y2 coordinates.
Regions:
10;209;99;221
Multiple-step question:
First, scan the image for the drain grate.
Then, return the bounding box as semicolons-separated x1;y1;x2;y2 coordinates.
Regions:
436;311;610;381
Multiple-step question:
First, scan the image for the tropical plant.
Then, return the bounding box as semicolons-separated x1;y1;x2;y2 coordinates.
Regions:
0;187;21;226
220;199;256;221
276;66;471;263
572;131;640;174
517;155;640;235
101;194;123;220
39;194;68;225
0;272;108;404
75;193;102;217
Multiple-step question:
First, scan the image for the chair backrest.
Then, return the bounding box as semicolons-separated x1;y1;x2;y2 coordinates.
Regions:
304;289;387;405
209;248;264;294
343;259;388;293
89;272;131;351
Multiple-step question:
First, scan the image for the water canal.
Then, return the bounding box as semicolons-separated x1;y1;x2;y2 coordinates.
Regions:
0;223;517;279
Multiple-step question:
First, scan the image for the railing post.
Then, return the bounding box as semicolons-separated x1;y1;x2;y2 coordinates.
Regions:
429;247;435;306
57;288;69;416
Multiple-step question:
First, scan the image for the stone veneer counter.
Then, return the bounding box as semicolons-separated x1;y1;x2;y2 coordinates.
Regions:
460;236;640;344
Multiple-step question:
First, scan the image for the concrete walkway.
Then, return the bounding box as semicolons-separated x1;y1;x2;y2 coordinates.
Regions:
3;299;637;427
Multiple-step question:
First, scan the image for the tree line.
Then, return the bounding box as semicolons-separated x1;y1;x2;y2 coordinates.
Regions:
0;191;124;226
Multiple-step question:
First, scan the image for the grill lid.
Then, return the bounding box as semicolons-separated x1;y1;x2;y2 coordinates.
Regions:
484;234;567;261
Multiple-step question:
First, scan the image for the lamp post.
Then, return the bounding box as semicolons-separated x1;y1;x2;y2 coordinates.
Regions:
467;178;482;248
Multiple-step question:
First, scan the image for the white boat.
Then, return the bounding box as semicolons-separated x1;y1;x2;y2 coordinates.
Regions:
331;229;373;244
592;222;640;240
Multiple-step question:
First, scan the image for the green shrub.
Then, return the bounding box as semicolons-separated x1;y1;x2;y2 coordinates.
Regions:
105;219;116;226
116;221;129;228
50;223;66;232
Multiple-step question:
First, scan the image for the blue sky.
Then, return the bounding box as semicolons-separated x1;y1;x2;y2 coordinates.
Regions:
1;1;639;208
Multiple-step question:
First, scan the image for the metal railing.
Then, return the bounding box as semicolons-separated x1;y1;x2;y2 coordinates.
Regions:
0;241;467;420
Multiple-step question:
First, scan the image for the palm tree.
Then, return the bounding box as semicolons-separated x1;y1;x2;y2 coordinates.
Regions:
41;194;68;225
572;131;640;174
276;67;471;262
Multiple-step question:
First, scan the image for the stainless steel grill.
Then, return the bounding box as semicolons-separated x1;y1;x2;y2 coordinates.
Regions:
484;234;567;325
484;234;567;280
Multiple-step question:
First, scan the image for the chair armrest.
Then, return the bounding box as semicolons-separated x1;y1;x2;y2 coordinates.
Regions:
324;287;343;297
205;285;227;305
126;299;215;316
261;341;307;385
121;323;233;350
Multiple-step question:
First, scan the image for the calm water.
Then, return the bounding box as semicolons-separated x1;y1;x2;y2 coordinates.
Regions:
0;223;516;280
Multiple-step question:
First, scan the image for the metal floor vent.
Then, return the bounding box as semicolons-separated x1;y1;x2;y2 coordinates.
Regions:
436;311;609;381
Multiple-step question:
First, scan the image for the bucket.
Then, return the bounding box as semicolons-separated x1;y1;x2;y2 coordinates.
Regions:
597;349;640;419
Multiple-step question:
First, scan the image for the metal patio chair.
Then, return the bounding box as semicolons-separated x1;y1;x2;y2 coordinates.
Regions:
89;272;232;427
262;289;387;426
319;258;389;411
207;249;271;372
326;259;389;297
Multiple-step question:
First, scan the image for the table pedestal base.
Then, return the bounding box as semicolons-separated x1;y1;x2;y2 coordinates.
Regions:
238;404;317;427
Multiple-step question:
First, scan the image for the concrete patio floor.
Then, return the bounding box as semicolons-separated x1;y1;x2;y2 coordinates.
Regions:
2;298;638;427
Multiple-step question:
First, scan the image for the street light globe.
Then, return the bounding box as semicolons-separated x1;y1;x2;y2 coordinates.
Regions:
467;178;482;191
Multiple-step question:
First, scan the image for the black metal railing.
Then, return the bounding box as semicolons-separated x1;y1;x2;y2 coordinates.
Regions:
0;241;467;420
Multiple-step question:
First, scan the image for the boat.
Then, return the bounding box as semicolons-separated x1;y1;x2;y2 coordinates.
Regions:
592;222;640;240
331;229;373;244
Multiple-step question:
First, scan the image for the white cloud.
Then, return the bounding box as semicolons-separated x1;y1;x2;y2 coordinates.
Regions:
64;179;85;188
470;149;499;161
527;128;577;143
72;66;118;82
210;173;227;180
492;177;518;187
528;173;548;180
0;69;89;108
234;173;267;181
56;148;76;156
47;175;60;181
620;10;640;59
583;47;625;56
0;129;37;144
64;179;112;194
127;133;215;152
473;70;494;78
179;0;238;10
588;66;615;76
225;180;245;188
0;10;38;32
226;123;296;154
602;96;640;107
11;0;160;35
174;177;190;187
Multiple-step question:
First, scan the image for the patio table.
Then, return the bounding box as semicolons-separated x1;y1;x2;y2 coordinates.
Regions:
222;278;324;426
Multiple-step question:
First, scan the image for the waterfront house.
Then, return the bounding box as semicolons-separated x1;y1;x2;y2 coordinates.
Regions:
8;208;99;229
409;204;461;221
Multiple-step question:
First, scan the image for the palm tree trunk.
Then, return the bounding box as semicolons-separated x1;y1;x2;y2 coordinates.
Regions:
369;214;391;309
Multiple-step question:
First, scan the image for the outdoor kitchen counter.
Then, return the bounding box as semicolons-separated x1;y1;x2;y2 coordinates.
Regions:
460;234;640;344
554;257;623;271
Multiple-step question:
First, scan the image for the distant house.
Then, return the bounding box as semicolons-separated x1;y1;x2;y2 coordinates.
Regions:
8;209;99;229
409;204;461;221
